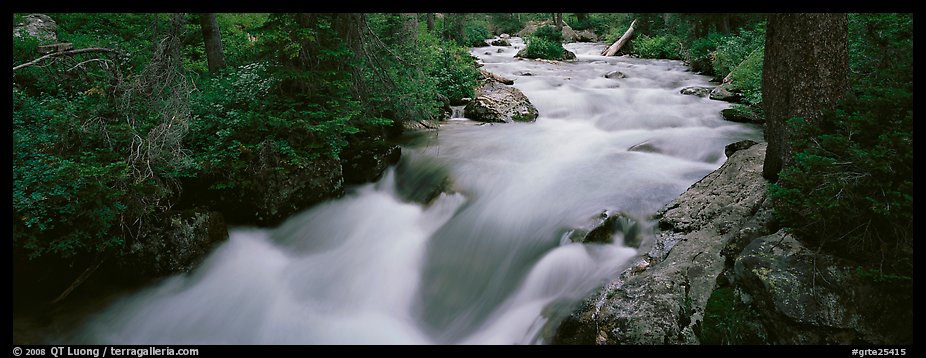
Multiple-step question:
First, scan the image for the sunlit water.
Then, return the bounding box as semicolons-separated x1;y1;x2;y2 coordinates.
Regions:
67;38;760;344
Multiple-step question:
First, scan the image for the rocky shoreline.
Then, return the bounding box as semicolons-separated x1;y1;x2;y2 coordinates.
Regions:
552;141;912;344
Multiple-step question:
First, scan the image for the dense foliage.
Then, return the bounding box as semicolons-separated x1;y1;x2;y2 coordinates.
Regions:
520;25;568;60
769;14;913;275
13;13;479;262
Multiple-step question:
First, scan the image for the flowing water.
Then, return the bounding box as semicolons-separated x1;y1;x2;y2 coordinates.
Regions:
66;38;760;344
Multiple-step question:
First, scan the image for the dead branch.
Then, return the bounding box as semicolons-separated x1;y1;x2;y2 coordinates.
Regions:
13;47;120;72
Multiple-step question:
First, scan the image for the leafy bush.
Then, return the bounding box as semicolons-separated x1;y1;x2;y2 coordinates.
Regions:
532;24;563;42
521;25;568;60
700;287;767;344
710;23;765;79
726;47;764;106
630;34;682;59
427;40;480;102
464;19;492;47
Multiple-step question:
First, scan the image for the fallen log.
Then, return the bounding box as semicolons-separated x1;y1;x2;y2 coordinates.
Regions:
601;19;637;56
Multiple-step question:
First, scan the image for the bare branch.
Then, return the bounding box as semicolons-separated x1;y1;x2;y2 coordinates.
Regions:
13;47;120;71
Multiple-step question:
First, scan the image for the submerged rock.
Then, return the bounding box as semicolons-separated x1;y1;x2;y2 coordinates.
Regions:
735;231;913;344
604;71;627;79
464;81;539;123
554;143;773;344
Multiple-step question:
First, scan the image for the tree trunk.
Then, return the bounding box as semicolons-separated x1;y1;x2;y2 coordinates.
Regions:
198;13;226;73
553;13;563;30
602;19;637;56
402;13;418;44
426;13;435;32
762;13;849;180
450;13;466;44
575;13;588;24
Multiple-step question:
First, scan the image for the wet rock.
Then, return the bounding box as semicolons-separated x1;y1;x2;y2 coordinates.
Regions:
484;51;493;55
735;231;913;344
13;14;57;42
724;140;758;158
497;48;504;53
464;81;539;123
479;68;514;85
565;211;643;247
721;106;763;124
119;209;228;277
500;33;510;39
491;38;511;46
554;143;773;344
515;70;533;76
628;141;661;154
341;136;402;184
604;71;627;79
710;85;739;102
200;140;346;226
680;86;713;97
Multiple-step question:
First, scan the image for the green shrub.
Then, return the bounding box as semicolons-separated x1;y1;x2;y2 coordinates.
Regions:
700;287;767;344
726;47;763;106
630;34;682;59
710;23;765;79
532;24;563;42
521;25;568;60
465;19;492;47
769;88;912;274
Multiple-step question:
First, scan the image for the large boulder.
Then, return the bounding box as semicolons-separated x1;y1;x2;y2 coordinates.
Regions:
13;14;57;42
464;81;539;123
554;143;774;344
709;85;740;102
515;47;577;61
735;231;913;344
574;29;599;42
118;209;228;277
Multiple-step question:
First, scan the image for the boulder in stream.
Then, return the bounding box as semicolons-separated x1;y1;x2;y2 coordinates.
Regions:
680;86;713;97
464;82;539;123
491;38;511;46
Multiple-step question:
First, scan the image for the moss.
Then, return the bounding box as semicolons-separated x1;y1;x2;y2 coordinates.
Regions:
700;287;768;344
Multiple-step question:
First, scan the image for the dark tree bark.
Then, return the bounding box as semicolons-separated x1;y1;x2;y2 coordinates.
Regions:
401;13;418;44
198;13;226;73
575;13;588;24
426;13;435;32
450;13;466;44
762;13;849;180
553;13;563;30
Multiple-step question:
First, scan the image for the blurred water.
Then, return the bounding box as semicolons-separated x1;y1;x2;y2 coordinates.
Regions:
69;38;760;345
